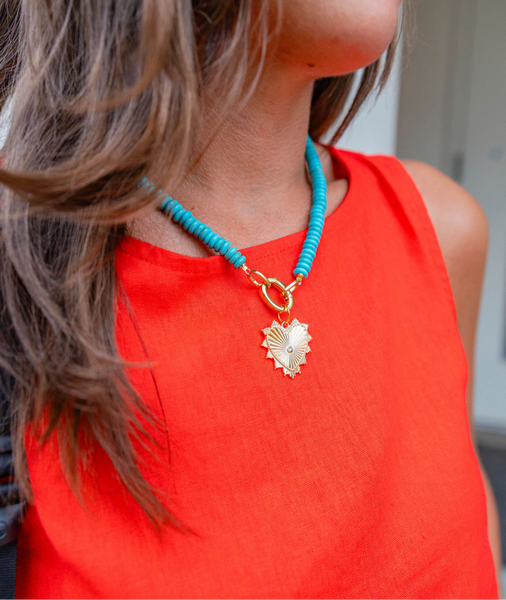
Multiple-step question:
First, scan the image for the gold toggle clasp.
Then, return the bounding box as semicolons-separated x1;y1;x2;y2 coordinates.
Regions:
259;277;294;314
241;265;305;319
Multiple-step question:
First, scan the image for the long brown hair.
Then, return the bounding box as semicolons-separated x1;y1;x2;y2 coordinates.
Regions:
0;0;405;523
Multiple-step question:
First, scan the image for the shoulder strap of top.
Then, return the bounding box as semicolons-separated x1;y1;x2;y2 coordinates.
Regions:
332;148;463;344
367;153;457;299
330;149;469;378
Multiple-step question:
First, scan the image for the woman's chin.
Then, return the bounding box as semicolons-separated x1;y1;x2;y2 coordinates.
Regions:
274;0;401;78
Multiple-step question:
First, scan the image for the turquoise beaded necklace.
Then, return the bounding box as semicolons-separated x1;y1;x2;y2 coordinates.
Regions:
138;135;327;378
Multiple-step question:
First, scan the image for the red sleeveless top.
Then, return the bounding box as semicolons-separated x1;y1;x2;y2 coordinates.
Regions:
17;147;498;598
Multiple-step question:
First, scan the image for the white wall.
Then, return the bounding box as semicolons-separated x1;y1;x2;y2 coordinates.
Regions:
0;97;11;148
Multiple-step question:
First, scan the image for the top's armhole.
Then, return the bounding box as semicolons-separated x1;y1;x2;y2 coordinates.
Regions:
367;153;469;381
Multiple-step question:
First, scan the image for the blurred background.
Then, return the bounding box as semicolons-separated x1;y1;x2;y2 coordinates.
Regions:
0;0;504;588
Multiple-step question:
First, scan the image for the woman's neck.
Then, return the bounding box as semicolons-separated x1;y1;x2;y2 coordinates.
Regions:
129;65;347;257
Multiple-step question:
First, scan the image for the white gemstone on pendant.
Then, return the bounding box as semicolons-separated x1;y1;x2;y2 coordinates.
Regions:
286;346;294;354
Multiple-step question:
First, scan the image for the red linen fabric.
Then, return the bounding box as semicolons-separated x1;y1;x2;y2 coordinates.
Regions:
16;147;498;598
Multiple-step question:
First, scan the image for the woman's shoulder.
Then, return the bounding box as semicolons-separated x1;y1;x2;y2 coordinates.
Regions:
399;158;488;427
341;150;489;271
398;159;489;302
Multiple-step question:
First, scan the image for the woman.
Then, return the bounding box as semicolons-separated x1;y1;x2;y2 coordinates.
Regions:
0;0;500;597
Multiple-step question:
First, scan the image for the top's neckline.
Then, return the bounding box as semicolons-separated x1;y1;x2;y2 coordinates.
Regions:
117;145;359;274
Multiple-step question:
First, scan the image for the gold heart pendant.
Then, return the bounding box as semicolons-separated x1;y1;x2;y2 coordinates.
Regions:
261;319;312;378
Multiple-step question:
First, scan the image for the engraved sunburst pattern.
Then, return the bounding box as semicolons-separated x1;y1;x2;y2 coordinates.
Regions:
261;318;312;378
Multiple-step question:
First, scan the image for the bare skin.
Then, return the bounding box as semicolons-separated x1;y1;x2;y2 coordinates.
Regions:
130;0;501;591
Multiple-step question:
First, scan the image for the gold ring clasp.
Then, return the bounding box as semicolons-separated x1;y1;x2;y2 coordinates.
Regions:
259;277;294;313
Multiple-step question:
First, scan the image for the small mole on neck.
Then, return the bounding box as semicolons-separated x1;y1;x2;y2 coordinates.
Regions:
307;63;316;68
